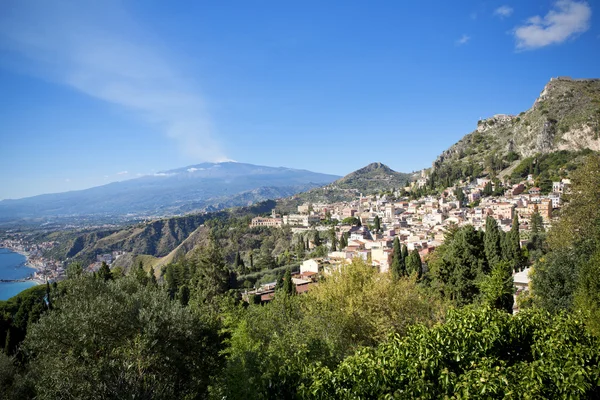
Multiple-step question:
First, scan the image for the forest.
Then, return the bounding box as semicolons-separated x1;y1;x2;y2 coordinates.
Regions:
0;154;599;399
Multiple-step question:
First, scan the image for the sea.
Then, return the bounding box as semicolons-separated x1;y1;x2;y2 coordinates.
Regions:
0;247;38;301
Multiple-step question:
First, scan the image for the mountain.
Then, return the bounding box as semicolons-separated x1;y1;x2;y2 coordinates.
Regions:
334;162;412;193
0;162;340;222
275;162;412;213
432;77;600;178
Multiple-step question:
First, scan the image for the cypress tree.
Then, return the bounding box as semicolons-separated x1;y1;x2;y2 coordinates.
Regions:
406;249;422;278
282;268;294;296
374;215;381;232
97;262;112;282
401;244;409;262
484;216;502;271
165;265;178;299
178;284;190;307
510;213;523;272
135;260;148;286
390;237;405;280
313;231;321;247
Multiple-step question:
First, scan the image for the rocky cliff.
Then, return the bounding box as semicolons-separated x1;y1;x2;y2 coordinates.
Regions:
433;78;600;173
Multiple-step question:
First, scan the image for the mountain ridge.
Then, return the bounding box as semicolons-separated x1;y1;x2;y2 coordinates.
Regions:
0;162;340;222
432;77;600;178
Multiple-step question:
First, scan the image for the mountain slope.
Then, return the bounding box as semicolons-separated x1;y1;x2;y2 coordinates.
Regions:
0;162;340;221
433;78;600;176
334;162;411;193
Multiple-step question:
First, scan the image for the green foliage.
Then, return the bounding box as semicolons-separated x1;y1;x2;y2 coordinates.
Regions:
97;261;112;282
478;262;514;313
300;307;600;399
574;250;600;336
282;268;294;296
341;217;360;226
483;216;502;269
216;260;446;399
510;150;594;185
0;285;48;356
427;225;487;305
532;249;582;313
390;237;405;280
22;277;222;400
405;249;422;278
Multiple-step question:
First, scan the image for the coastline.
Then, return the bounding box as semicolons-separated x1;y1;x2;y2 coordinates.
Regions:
0;247;44;285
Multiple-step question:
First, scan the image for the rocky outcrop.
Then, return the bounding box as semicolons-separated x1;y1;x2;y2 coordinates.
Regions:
433;78;600;172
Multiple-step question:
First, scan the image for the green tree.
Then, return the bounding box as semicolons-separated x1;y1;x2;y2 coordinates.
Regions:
390;237;405;280
532;248;581;313
23;277;222;400
295;236;306;260
548;154;600;251
234;251;245;274
508;213;523;272
134;260;148;286
329;228;337;251
97;262;112;282
530;207;544;234
484;216;502;270
312;230;321;247
66;262;83;279
301;308;600;399
178;284;190;307
193;241;230;304
478;261;514;313
339;232;348;249
405;249;422;278
373;215;381;232
428;225;487;305
454;187;466;205
282;268;294;296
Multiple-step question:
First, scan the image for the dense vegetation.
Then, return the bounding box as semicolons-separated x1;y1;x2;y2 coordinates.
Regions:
0;155;599;398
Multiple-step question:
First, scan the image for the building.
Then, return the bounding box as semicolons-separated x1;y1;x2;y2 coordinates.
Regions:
250;217;283;228
283;214;321;227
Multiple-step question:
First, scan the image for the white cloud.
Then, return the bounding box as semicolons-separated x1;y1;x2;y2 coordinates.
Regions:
494;6;514;18
117;171;129;175
153;172;176;177
456;34;471;46
187;167;205;172
0;1;227;162
514;1;591;50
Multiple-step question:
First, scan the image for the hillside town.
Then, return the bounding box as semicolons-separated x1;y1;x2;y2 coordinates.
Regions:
247;175;569;307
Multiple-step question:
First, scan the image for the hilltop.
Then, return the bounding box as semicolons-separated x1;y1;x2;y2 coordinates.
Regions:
275;162;412;213
334;162;412;192
432;77;600;180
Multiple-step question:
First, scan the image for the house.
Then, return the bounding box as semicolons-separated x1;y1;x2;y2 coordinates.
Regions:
300;259;320;274
528;187;541;195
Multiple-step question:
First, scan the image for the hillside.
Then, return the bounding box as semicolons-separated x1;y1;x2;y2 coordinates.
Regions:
334;162;412;192
432;78;600;180
0;162;339;222
275;162;412;213
42;200;277;265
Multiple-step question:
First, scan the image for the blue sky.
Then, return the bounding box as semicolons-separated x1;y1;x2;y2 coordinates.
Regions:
0;0;598;200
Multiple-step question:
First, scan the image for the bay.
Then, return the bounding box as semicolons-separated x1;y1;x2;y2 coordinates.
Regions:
0;247;39;301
